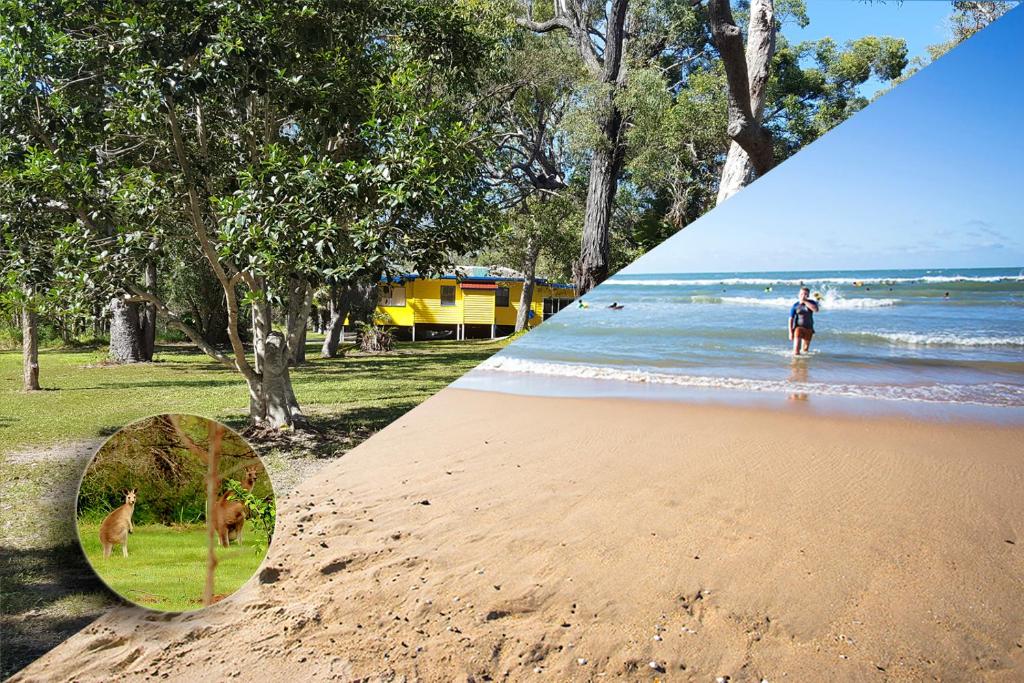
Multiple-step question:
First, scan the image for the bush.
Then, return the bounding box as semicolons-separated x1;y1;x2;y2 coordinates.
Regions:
76;415;265;526
357;321;395;353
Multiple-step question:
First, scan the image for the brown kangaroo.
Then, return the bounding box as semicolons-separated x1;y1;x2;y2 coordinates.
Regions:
215;466;258;547
99;490;137;558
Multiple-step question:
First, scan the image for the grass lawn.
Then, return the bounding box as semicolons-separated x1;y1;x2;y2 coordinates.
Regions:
0;335;508;453
0;333;508;676
77;522;268;612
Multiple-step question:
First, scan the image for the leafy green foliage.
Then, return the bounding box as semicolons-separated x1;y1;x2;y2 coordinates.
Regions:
768;34;908;154
481;191;583;282
888;1;1014;89
356;319;396;354
1;0;506;407
224;478;276;552
75;415;258;526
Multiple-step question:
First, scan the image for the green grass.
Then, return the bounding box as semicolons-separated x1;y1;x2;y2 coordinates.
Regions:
0;335;508;453
77;522;268;612
1;333;507;674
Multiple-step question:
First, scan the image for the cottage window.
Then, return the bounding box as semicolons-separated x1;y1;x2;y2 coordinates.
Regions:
495;286;510;308
440;285;456;306
381;285;406;307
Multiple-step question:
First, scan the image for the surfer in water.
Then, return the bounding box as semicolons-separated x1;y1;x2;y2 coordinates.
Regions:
788;286;820;356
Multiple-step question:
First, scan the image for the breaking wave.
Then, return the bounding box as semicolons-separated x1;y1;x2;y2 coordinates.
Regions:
687;295;900;309
475;357;1024;407
849;331;1024;348
607;274;1024;287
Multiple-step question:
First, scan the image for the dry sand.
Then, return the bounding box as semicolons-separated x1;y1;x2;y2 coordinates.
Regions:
12;389;1024;682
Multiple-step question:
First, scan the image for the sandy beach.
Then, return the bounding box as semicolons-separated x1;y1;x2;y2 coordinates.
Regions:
13;389;1024;681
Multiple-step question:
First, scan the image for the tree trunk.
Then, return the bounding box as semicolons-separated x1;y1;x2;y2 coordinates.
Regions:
247;331;303;428
515;234;542;332
575;108;625;294
285;278;313;366
293;326;307;365
320;285;349;359
717;142;755;203
139;259;157;361
320;280;378;358
251;296;271;375
21;288;40;391
92;303;104;337
56;318;72;346
710;0;776;204
520;0;629;297
573;0;629;295
348;280;381;349
203;421;223;607
109;298;145;363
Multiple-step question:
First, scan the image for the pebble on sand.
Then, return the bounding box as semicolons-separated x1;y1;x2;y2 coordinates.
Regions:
577;658;588;666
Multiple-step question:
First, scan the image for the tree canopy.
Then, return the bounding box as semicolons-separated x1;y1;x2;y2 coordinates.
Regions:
2;0;996;423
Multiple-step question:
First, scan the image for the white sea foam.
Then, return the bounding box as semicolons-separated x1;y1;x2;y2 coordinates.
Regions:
607;275;1024;287
852;331;1024;347
475;357;1024;407
688;294;899;309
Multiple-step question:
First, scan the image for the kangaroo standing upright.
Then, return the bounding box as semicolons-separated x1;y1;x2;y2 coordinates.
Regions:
99;490;137;558
215;466;259;547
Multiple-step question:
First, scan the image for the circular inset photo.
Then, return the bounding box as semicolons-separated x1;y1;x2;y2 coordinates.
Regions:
76;414;275;611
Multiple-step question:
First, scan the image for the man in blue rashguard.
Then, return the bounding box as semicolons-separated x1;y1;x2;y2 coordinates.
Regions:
788;286;820;356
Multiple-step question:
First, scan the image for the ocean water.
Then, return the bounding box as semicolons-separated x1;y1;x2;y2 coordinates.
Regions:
454;268;1024;421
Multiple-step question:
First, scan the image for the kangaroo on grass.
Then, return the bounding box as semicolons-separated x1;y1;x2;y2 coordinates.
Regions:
215;465;259;547
99;489;137;558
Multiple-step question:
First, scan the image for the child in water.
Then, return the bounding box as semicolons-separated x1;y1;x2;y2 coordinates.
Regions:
788;286;820;356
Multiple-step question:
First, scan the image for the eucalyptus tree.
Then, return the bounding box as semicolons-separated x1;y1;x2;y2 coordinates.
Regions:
518;0;631;294
617;0;907;253
517;0;910;286
706;0;777;203
700;0;908;202
481;30;583;328
2;0;500;428
941;1;1016;45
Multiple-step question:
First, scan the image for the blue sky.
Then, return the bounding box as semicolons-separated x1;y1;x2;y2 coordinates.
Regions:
623;4;1024;275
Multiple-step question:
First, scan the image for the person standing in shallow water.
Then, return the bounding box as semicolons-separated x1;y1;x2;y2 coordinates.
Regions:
788;286;820;356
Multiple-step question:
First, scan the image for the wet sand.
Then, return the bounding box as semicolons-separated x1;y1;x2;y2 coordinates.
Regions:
13;389;1024;681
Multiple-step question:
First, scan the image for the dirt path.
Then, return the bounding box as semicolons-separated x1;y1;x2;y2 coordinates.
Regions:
0;437;341;679
0;440;112;680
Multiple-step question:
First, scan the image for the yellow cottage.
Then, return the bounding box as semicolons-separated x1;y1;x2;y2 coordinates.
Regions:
373;269;576;340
